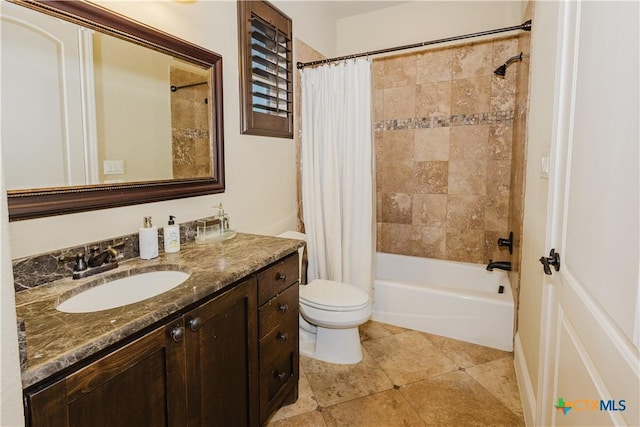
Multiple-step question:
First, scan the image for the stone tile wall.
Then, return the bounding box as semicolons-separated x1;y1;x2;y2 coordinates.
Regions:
374;36;521;264
294;39;327;233
170;67;211;179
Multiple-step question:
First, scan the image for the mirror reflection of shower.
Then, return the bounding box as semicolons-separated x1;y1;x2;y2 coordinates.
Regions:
494;52;524;76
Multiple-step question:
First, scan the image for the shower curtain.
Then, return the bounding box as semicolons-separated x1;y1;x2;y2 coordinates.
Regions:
300;58;374;296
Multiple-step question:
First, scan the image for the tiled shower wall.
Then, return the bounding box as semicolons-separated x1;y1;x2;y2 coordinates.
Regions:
374;36;521;264
294;39;327;232
170;67;211;179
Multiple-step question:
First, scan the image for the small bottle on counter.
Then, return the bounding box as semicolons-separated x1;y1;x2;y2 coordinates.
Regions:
139;216;159;259
164;215;180;254
217;204;230;234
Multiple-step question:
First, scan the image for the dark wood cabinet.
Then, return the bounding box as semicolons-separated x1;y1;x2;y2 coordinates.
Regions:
257;253;300;424
26;318;187;427
25;255;298;427
185;277;258;427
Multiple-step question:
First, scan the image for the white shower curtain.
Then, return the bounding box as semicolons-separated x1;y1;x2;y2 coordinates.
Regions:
300;58;374;296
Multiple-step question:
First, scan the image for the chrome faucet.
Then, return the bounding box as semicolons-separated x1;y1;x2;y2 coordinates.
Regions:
486;260;512;271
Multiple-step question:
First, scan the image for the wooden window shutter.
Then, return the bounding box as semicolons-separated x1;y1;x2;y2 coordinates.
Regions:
238;0;293;138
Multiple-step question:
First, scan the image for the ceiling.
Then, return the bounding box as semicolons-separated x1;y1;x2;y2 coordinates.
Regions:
318;1;411;19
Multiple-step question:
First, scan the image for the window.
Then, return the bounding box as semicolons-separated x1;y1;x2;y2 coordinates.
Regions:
238;0;293;138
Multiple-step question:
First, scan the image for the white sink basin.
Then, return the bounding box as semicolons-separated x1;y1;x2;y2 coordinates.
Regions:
56;270;190;313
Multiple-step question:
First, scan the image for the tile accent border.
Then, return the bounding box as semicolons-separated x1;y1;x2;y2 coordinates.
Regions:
174;128;209;139
374;110;514;132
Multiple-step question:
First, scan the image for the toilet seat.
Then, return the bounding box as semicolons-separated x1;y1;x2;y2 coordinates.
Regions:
300;279;370;312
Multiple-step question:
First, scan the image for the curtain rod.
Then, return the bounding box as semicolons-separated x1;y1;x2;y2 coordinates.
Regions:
296;20;531;70
170;81;208;92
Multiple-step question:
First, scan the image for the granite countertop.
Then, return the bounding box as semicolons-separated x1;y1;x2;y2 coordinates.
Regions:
15;232;304;389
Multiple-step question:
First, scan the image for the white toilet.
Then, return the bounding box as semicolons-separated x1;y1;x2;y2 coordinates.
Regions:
277;231;371;364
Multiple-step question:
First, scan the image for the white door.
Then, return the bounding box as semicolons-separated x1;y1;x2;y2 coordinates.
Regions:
1;2;95;189
539;1;639;426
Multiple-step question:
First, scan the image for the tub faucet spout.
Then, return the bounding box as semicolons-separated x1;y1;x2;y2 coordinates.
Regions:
486;260;511;271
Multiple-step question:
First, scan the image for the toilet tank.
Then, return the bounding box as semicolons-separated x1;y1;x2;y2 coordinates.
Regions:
276;231;307;284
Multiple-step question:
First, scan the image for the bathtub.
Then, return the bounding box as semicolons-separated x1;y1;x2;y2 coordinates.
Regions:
372;252;514;351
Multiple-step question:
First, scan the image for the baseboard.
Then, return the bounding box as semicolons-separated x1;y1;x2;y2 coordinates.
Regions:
514;332;536;427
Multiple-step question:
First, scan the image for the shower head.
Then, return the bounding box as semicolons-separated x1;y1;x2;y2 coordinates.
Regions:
494;64;507;77
494;52;523;77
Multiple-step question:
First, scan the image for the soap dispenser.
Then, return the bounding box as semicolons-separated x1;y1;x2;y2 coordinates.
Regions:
139;216;159;259
164;215;180;253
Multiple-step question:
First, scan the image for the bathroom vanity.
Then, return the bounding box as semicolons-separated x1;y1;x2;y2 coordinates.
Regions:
15;233;303;426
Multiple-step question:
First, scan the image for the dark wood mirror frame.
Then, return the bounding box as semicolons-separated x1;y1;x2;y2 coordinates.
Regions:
6;0;225;221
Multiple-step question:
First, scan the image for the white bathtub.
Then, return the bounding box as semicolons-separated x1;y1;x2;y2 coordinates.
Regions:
372;252;514;351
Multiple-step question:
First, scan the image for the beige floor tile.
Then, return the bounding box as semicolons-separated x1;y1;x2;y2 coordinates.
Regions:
423;332;511;368
272;323;524;426
301;350;394;407
322;389;426;427
466;356;523;417
266;409;327;427
360;320;409;342
401;370;525;426
363;330;459;386
268;368;319;422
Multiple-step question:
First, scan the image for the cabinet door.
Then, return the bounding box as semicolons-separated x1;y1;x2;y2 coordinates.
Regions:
26;319;188;427
184;277;259;427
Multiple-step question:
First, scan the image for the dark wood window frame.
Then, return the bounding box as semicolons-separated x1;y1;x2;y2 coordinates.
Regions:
238;0;293;139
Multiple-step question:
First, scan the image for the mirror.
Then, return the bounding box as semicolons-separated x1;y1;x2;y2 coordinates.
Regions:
2;0;225;221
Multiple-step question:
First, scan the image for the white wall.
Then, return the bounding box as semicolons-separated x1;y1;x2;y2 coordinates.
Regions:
336;1;523;56
272;0;337;57
0;151;23;426
515;0;558;404
6;0;337;258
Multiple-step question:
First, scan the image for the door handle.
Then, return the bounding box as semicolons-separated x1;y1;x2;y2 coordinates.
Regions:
539;249;560;275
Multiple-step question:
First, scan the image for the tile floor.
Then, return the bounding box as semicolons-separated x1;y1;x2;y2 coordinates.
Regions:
266;321;524;427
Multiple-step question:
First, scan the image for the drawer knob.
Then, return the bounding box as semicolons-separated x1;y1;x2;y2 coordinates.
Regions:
274;370;287;381
277;332;289;341
276;272;287;281
277;303;288;312
188;317;202;332
170;326;185;343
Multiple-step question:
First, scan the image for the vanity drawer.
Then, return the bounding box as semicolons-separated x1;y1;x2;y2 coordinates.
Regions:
259;346;299;423
258;283;298;339
259;310;298;367
257;253;299;305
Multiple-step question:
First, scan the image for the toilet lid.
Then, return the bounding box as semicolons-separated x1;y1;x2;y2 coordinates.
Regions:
300;279;370;310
